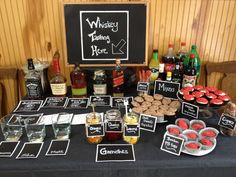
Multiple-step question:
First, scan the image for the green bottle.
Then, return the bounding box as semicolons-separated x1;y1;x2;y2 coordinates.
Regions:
185;45;201;84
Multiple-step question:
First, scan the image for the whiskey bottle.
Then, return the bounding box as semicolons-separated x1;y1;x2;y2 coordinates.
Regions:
112;59;124;97
93;70;107;95
50;51;67;96
70;63;87;97
25;58;43;99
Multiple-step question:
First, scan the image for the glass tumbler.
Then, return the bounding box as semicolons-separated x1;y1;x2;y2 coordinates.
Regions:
24;118;45;142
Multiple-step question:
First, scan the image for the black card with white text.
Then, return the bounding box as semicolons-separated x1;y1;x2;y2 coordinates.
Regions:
65;98;89;109
13;100;43;112
42;97;68;108
0;141;20;157
46;139;70;156
16;142;43;159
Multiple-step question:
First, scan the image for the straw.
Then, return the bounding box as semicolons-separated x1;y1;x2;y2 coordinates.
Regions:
124;99;128;116
91;103;96;118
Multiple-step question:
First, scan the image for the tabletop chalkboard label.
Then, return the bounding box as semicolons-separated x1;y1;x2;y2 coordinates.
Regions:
160;133;184;156
154;80;180;100
65;98;89;109
124;124;140;137
86;123;105;137
42;97;68;108
111;97;133;108
89;96;111;107
96;144;135;162
105;121;122;133
137;82;149;92
64;3;148;66
13;100;43;112
181;102;199;119
139;114;157;132
218;113;236;130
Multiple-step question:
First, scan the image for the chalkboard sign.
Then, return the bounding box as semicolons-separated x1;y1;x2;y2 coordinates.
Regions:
181;102;199;119
218;113;236;130
63;3;148;66
154;80;180;100
160;133;184;156
137;82;149;92
124;124;140;137
139;114;157;132
86;123;105;137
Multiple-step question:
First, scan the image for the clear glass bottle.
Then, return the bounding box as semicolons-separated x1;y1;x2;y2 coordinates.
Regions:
25;58;43;99
105;109;122;141
162;44;176;74
50;51;67;96
93;70;107;95
112;59;124;97
70;63;87;97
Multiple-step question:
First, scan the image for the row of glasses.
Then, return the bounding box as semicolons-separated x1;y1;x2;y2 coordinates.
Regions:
0;113;73;142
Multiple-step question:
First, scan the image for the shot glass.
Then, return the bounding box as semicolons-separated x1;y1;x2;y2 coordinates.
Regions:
52;113;73;139
24;118;46;142
0;116;23;141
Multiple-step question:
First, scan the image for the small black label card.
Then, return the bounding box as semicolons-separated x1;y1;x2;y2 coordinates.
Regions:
154;80;180;100
111;97;133;108
46;139;70;156
124;124;140;137
13;100;43;112
42;97;68;108
161;133;184;156
86;123;105;137
0;141;20;157
105;121;122;133
89;96;111;107
137;82;149;92
8;113;43;125
218;113;236;130
96;144;135;162
16;142;43;159
181;102;199;119
139;114;157;132
65;98;89;109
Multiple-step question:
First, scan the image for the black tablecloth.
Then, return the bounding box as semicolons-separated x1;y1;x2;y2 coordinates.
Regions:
1;106;236;177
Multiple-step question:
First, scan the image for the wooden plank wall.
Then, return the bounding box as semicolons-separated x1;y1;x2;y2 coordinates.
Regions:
0;0;236;115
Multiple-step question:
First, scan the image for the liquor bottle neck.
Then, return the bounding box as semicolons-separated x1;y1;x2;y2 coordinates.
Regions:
53;59;61;74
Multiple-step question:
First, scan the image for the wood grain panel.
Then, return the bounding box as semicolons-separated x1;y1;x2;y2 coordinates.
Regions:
0;0;236;115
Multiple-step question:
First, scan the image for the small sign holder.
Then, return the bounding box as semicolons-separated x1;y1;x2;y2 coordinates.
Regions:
181;102;199;119
218;113;236;130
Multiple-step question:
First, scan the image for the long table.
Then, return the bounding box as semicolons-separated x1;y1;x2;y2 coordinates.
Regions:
1;105;236;177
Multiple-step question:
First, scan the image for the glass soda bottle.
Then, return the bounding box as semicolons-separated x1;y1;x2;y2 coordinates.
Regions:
190;45;201;84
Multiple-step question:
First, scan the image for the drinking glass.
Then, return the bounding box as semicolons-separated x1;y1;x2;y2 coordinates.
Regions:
0;116;23;141
52;113;73;139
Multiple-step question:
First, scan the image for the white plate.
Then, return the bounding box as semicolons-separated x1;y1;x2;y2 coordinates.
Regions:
182;138;216;156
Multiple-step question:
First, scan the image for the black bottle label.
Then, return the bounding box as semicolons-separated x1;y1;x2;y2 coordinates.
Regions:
26;79;43;98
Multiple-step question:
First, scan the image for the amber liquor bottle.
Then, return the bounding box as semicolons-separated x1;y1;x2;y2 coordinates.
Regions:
112;59;124;97
70;63;87;97
25;58;43;99
50;51;67;96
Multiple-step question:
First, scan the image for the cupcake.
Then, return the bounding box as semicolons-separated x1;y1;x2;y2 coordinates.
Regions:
214;90;226;96
192;91;204;98
218;95;230;103
199;88;209;94
205;93;217;100
194;85;204;91
210;99;223;107
184;141;202;153
183;129;199;141
166;125;182;136
184;86;194;92
183;94;195;103
206;87;217;93
190;120;206;132
200;127;219;139
196;97;209;107
199;137;214;150
175;118;190;130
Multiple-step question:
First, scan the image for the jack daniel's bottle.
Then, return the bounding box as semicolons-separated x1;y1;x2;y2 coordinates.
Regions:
25;58;43;99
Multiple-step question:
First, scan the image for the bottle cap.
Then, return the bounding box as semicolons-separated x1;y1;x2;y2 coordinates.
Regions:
167;72;172;77
168;44;174;48
27;58;35;70
191;45;197;49
190;54;195;59
116;58;121;65
153;49;158;53
181;42;186;46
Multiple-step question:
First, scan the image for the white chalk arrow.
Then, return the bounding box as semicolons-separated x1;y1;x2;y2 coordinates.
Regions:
112;39;126;54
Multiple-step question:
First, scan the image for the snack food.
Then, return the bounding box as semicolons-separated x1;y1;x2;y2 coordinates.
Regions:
176;118;189;130
200;128;219;139
184;141;201;153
